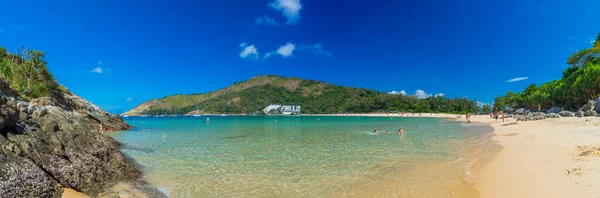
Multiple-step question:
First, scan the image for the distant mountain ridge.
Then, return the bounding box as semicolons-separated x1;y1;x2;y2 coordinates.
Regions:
125;75;479;115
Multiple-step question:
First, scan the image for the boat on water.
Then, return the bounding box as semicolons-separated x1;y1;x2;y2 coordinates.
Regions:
193;114;202;117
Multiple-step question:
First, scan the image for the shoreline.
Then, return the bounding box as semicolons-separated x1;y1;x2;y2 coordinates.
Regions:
469;115;600;197
125;113;461;118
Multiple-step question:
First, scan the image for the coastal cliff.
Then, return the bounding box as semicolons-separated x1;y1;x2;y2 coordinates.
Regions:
0;78;165;197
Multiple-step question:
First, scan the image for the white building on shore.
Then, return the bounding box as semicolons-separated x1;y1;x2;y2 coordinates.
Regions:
263;104;301;115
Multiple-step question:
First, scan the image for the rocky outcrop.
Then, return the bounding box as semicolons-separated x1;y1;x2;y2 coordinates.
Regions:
578;100;597;117
0;79;164;197
545;113;561;118
559;111;575;117
517;112;546;121
595;97;600;114
575;110;585;117
548;107;561;114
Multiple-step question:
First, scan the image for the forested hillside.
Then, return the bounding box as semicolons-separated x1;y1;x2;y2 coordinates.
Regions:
126;75;480;115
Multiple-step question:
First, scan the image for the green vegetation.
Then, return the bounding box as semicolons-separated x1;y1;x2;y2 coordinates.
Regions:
133;76;481;115
0;46;63;99
493;33;600;111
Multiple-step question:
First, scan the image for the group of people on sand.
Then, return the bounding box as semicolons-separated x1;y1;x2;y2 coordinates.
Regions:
98;122;115;134
372;128;405;135
490;111;505;122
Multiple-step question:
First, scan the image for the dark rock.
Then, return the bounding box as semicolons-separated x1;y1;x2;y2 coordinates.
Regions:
545;113;561;118
0;136;62;198
575;110;585;117
515;108;526;115
549;107;561;114
41;121;61;133
580;100;595;112
584;110;597;117
0;79;159;197
0;99;19;131
558;111;575;117
6;125;142;196
0;80;19;97
595;97;600;113
516;113;546;121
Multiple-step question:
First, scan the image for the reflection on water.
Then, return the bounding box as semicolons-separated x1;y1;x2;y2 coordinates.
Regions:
110;116;494;197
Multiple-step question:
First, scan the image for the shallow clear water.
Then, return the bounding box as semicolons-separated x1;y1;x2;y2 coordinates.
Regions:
112;116;493;197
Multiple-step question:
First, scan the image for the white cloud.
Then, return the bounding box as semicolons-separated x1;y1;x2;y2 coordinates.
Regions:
263;52;273;59
388;90;407;95
587;37;596;44
125;98;133;102
91;67;103;74
270;0;302;24
239;43;259;59
414;90;430;99
254;15;279;27
276;43;295;57
476;101;491;107
505;77;528;83
298;44;332;57
411;90;444;99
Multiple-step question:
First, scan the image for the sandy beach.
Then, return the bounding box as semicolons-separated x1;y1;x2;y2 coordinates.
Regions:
469;115;600;198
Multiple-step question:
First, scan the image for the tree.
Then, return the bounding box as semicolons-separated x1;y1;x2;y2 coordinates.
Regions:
482;104;492;114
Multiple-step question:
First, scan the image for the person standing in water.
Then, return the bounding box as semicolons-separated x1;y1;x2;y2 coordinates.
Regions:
385;130;389;134
466;113;471;123
398;128;405;135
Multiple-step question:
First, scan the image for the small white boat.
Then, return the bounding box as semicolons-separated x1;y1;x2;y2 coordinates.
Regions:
193;114;202;117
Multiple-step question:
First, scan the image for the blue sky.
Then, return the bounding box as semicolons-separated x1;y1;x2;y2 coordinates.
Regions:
1;0;599;113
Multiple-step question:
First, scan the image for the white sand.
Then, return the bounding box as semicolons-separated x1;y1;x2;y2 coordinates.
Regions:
469;115;600;197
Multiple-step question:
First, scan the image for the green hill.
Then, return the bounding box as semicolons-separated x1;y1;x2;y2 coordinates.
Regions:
126;75;479;115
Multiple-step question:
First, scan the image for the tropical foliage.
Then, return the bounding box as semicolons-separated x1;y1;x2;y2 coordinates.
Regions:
0;46;63;99
494;33;600;111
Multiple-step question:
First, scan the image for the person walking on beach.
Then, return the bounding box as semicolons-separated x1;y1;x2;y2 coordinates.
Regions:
501;111;505;122
538;104;541;116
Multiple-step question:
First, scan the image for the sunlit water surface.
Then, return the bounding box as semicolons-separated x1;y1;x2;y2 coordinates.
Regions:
111;116;494;197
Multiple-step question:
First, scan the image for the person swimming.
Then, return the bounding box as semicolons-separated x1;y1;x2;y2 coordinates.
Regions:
385;130;389;134
398;128;405;135
372;129;377;134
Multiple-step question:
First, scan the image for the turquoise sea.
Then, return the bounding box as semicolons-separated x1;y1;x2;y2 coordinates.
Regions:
111;116;494;197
